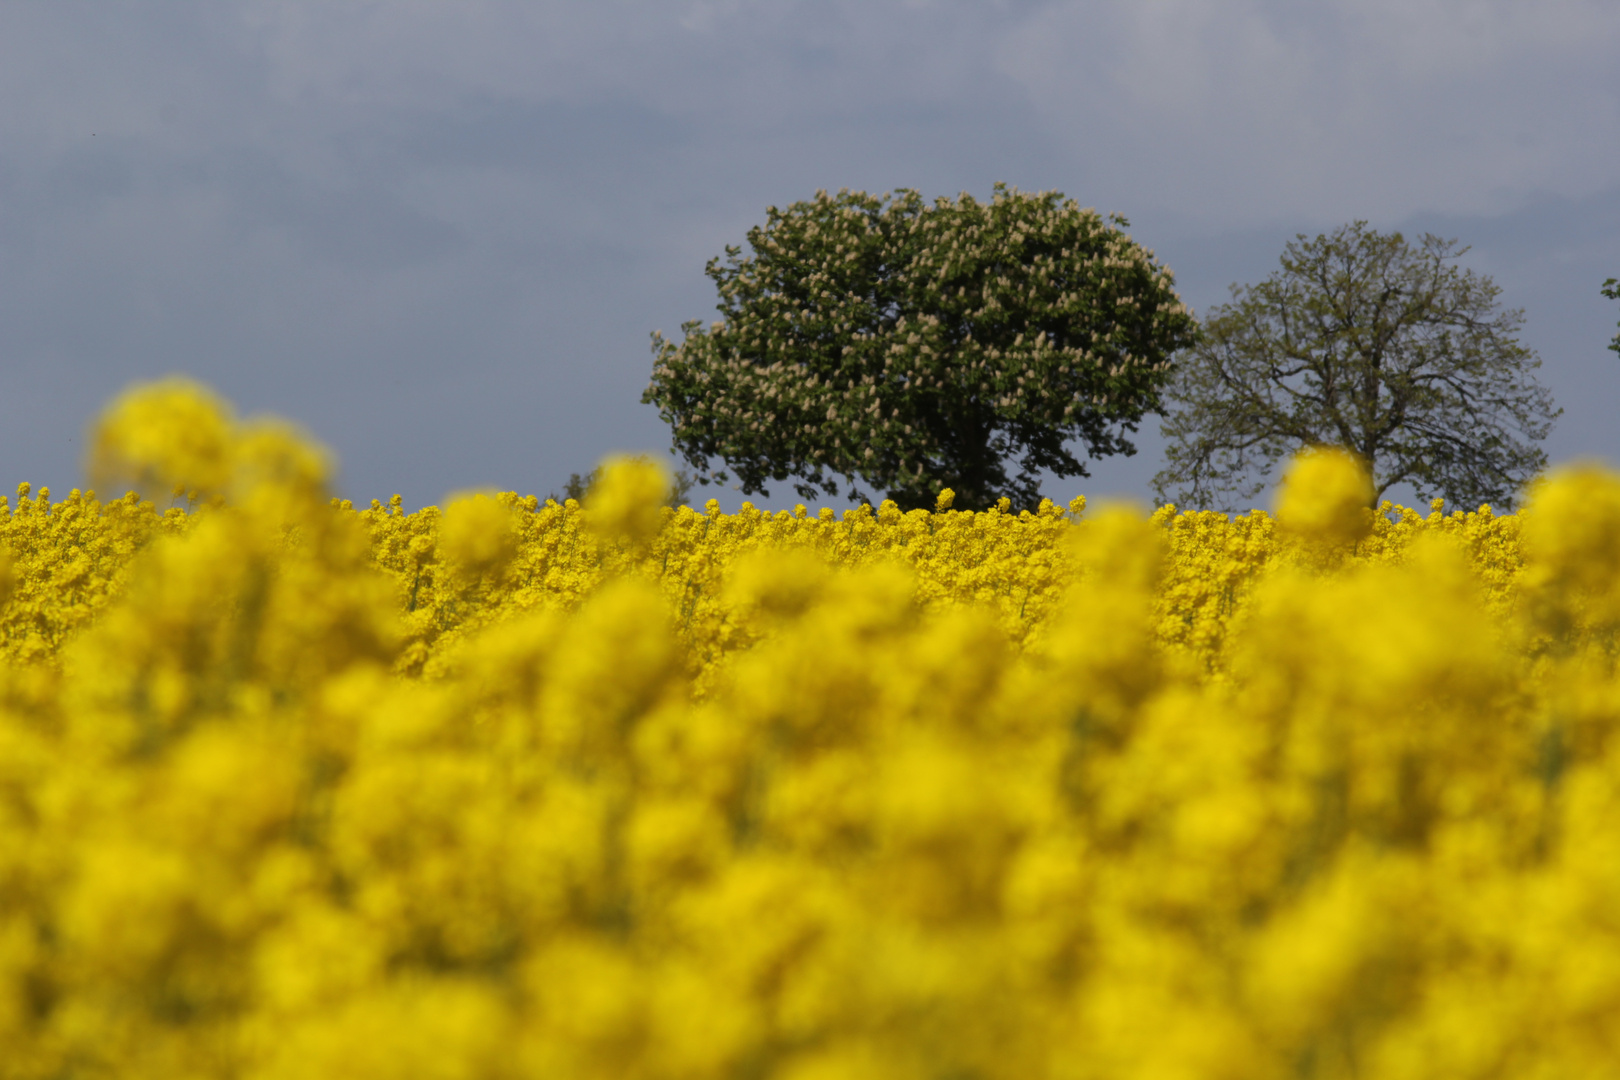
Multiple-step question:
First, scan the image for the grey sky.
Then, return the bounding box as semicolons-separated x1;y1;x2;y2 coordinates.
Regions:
3;1;1618;512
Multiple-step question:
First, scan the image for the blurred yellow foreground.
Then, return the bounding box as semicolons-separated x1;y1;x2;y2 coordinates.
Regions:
2;379;1619;1079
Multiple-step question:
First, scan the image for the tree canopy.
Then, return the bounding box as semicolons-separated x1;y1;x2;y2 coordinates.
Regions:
642;183;1198;510
1154;222;1560;513
1604;277;1619;357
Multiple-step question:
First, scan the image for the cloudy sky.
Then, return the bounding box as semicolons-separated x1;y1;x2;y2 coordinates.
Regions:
4;1;1618;512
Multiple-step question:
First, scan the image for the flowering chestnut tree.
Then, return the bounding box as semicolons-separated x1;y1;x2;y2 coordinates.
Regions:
643;183;1199;510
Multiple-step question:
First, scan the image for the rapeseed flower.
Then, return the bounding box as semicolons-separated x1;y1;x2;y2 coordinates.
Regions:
85;377;236;499
1276;444;1375;546
440;491;521;579
3;381;1619;1078
587;455;672;546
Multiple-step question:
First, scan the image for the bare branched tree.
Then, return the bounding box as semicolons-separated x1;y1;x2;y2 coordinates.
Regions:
1155;222;1560;513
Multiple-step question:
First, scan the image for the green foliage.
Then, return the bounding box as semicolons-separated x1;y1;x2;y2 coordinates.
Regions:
1604;277;1619;357
1155;222;1560;513
550;458;695;509
643;183;1199;511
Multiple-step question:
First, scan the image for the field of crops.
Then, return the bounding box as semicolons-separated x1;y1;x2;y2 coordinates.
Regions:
2;379;1619;1078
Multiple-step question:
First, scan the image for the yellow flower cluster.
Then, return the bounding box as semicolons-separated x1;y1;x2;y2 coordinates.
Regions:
2;380;1618;1078
0;483;186;668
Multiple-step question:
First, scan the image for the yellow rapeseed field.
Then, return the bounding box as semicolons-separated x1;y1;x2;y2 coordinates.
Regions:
2;378;1619;1078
